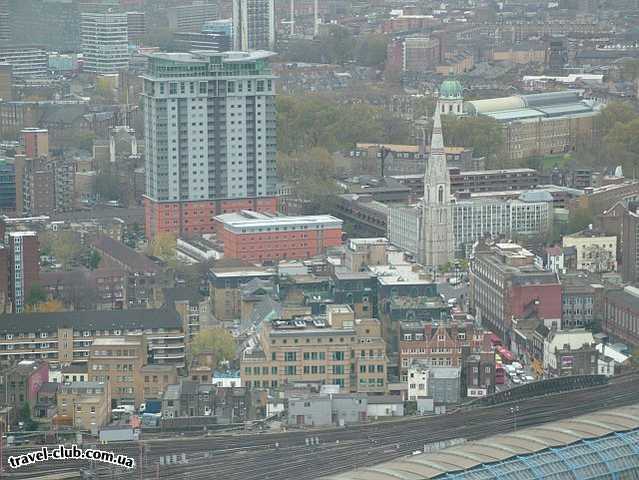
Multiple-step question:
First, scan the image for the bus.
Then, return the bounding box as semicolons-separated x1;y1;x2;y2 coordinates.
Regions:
495;364;506;385
496;345;514;363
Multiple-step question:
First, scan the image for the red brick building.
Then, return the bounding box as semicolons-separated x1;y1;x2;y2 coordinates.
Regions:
470;242;562;345
399;320;492;382
214;211;343;263
144;197;278;239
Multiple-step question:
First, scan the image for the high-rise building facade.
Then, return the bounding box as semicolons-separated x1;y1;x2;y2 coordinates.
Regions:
21;127;49;158
126;11;145;44
421;104;454;269
168;1;218;32
622;203;639;284
233;0;275;51
81;13;129;75
7;231;39;313
141;51;278;238
0;62;11;101
0;46;48;78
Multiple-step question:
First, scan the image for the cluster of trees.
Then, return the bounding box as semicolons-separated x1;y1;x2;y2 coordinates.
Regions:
596;102;639;178
40;231;101;271
441;114;507;168
277;95;411;154
191;328;236;367
282;26;388;67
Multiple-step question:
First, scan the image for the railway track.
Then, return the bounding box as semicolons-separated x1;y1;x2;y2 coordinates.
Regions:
4;372;639;479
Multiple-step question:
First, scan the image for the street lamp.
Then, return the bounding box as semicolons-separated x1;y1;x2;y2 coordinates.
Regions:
510;405;520;431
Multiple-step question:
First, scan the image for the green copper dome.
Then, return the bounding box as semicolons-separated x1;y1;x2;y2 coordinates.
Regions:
439;78;463;99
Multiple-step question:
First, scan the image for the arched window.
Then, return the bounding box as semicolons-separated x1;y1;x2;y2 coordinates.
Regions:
448;104;452;113
441;104;445;113
438;185;444;203
426;186;430;203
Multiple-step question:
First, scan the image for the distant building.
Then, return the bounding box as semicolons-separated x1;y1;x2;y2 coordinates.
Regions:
126;12;145;44
604;286;639;349
622;203;639;284
0;46;47;78
7;231;39;313
232;0;274;50
142;51;278;239
470;242;561;344
463;351;495;398
465;91;599;163
0;159;15;214
0;308;184;368
173;31;231;52
215;211;343;263
241;305;388;393
168;1;218;32
0;63;11;101
560;273;604;330
2;360;49;416
562;230;617;273
57;382;111;433
543;329;598;376
389;192;553;258
81;13;129;75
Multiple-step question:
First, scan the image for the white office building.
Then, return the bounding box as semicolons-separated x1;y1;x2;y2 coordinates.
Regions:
389;194;553;258
81;13;129;74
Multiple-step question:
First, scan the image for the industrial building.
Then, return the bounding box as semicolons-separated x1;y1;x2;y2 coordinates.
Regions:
465;90;600;162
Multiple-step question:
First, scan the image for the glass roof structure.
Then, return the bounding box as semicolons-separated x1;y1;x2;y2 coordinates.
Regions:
436;429;639;480
326;404;639;480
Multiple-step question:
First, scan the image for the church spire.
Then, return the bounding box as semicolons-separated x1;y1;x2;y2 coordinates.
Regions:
424;102;448;203
430;104;445;155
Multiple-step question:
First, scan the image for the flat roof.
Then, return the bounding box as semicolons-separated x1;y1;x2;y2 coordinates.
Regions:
216;211;342;231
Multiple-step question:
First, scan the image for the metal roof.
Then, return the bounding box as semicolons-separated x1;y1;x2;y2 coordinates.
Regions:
324;404;639;480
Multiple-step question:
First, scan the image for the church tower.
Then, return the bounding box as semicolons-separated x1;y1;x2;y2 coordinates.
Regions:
421;103;454;270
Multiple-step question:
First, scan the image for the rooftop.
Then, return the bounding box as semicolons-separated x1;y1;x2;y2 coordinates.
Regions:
0;308;181;335
91;235;160;273
215;210;343;232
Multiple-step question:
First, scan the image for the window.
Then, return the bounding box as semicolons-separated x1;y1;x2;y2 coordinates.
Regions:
284;352;296;362
333;365;344;374
331;351;344;361
285;366;296;375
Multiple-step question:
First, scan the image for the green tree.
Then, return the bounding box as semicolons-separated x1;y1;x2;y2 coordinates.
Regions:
40;231;79;269
320;25;355;64
85;250;101;270
191;328;237;366
26;284;47;307
441;114;506;167
597;101;637;137
355;33;389;66
568;205;595;233
95;171;122;202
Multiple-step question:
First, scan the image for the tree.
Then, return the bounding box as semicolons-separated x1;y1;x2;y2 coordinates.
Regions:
568;205;595;233
150;233;177;262
85;250;101;270
191;328;237;366
441;114;507;167
26;284;47;306
596;101;637;137
95;170;123;202
39;231;79;269
355;34;389;67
